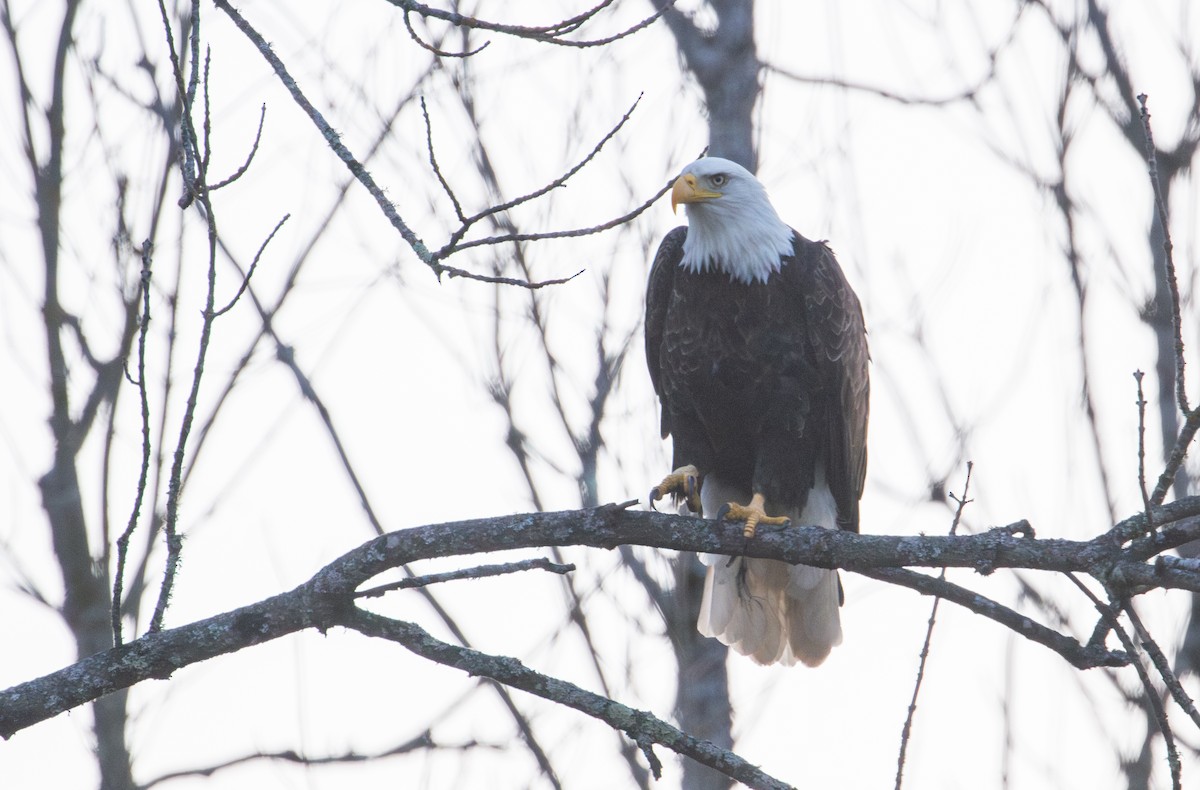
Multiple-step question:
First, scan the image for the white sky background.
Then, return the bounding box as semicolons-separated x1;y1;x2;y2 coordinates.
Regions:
1;0;1199;788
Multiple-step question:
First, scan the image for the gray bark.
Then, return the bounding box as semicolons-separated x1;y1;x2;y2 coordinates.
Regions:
8;497;1184;737
656;0;760;171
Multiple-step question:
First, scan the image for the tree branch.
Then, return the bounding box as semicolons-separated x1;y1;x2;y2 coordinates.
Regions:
340;608;793;790
9;498;1200;740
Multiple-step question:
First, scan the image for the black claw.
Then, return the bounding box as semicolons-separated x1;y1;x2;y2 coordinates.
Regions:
648;488;661;510
685;475;704;515
715;503;731;522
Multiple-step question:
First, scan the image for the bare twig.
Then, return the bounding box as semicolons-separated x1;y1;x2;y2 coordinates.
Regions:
383;0;671;49
421;97;466;223
1068;575;1182;789
140;731;492;788
431;94;646;261
864;566;1127;671
1135;370;1154;529
341;609;793;790
112;242;155;646
355;557;575;598
1153;410;1200;509
213;1;434;264
402;9;488;58
150;25;235;632
1124;602;1200;735
1050;70;1118;525
260;329;567;785
214;0;650;290
895;463;974;789
436;180;672;258
209;102;267;192
1137;93;1188;416
212;213;287;317
762;62;993;107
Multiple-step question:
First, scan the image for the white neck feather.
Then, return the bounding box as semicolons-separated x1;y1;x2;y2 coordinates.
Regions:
680;196;795;284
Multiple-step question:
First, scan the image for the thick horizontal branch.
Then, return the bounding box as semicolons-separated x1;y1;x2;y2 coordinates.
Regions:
0;589;325;739
318;499;1200;594
5;498;1200;740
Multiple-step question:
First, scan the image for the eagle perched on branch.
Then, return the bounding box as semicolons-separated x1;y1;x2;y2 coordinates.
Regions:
646;157;869;667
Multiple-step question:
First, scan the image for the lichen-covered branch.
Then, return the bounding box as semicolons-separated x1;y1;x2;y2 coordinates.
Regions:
7;497;1200;744
340;608;794;790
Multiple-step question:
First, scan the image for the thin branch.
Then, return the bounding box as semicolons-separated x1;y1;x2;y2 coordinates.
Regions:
762;62;990;107
421;97;466;223
112;241;155;646
895;463;974;789
214;0;631;291
204;216;566;784
382;0;671;49
341;608;793;790
402;9;487;58
450;96;653;783
261;327;566;784
213;1;434;266
0;0;41;174
1135;370;1155;528
1137;93;1188;416
1152;410;1200;508
442;267;585;289
355;558;575;599
183;65;435;492
437;178;673;258
139;731;490;788
1050;72;1119;525
1068;575;1182;789
208;102;267;192
59;312;103;369
1124;601;1200;733
212;213;287;317
433;93;645;260
865;566;1127;671
151;30;227;632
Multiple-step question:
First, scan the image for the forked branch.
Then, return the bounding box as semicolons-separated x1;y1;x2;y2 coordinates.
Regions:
215;1;666;289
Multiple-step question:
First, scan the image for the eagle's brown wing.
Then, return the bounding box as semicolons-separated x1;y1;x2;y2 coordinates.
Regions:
783;236;869;533
645;226;687;440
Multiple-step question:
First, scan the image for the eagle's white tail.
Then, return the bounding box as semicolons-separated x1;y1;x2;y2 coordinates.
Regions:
696;475;844;667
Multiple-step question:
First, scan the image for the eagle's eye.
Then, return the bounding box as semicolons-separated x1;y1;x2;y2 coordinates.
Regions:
710;174;728;188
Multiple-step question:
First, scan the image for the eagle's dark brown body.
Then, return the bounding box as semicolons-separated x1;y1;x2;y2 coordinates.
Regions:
645;226;869;532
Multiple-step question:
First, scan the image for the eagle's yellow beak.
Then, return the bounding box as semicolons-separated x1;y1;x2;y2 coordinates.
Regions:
671;173;722;214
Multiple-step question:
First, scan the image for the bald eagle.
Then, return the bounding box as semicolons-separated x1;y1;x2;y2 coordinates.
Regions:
646;157;869;667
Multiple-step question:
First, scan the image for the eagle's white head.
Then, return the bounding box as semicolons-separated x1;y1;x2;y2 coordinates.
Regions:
671;157;795;284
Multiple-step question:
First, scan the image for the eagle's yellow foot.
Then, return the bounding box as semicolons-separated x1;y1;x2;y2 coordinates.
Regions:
649;464;703;515
716;492;790;538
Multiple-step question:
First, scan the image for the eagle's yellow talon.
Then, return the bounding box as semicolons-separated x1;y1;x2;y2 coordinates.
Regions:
718;492;789;539
649;464;703;515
